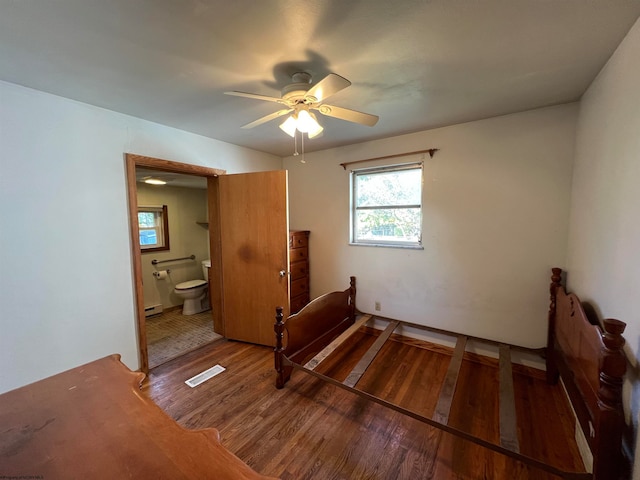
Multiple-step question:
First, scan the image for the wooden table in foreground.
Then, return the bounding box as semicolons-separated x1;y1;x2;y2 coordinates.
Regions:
0;354;277;480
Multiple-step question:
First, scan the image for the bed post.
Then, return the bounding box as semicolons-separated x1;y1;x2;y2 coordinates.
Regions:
546;267;562;384
593;318;626;480
274;306;287;389
349;276;356;323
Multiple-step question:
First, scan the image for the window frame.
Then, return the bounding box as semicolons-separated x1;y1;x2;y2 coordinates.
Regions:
138;205;170;253
350;162;424;249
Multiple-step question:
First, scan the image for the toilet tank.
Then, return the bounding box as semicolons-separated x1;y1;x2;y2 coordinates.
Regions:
202;259;211;280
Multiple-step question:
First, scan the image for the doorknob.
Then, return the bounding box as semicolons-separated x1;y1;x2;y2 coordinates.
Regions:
279;270;288;277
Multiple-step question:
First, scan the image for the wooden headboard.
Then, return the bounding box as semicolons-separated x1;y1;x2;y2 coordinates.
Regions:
546;268;627;480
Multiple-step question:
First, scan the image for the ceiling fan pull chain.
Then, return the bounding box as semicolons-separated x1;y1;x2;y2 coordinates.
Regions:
301;132;306;164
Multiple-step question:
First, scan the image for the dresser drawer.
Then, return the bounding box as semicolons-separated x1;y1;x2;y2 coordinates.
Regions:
289;247;308;263
290;293;310;314
289;232;309;249
290;261;308;280
289;230;310;313
290;277;309;298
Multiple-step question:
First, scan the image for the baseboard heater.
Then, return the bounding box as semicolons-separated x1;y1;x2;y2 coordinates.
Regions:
144;304;163;317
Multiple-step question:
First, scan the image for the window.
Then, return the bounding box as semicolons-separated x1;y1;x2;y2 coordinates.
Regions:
351;163;423;248
138;205;169;252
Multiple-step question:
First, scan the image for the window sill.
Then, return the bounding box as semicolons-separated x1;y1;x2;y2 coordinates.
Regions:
349;242;424;250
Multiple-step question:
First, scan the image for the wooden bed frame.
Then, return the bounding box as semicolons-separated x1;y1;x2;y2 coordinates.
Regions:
274;271;627;480
546;268;627;479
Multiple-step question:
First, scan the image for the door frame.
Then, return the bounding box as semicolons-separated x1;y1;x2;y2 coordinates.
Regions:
125;153;225;373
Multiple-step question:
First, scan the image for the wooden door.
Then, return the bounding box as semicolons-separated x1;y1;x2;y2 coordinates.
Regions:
218;170;289;346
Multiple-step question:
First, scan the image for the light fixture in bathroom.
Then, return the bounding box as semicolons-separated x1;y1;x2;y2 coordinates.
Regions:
144;177;167;185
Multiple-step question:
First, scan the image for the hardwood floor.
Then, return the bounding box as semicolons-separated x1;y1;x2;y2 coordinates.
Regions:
142;332;585;480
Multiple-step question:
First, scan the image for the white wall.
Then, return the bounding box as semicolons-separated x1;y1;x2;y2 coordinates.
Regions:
0;81;281;394
565;18;640;477
285;103;578;348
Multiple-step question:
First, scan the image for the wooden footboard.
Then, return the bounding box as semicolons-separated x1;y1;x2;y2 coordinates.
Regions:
547;268;627;480
274;276;356;388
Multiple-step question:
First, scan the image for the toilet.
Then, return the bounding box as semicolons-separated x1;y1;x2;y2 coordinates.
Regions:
174;260;211;315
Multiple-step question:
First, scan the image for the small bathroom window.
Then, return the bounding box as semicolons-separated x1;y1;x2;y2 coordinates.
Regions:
138;205;170;252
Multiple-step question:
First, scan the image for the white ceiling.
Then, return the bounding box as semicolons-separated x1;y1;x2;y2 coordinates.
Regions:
1;1;639;158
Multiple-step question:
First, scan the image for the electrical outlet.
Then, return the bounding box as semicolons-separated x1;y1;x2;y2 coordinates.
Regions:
375;301;381;311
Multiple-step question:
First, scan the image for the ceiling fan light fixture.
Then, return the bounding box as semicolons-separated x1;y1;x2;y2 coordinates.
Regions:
279;115;297;137
307;112;323;138
280;110;322;138
296;109;318;133
308;125;323;139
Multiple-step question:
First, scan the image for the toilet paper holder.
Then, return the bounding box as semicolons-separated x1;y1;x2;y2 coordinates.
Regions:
153;269;171;278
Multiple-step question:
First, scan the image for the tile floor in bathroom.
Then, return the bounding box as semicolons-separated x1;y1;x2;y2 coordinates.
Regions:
146;308;222;368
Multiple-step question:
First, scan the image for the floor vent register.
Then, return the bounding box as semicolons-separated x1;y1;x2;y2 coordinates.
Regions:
185;364;226;388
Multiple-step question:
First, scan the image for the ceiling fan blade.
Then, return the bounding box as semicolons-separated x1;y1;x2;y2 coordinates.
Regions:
225;91;286;104
315;104;379;127
241;109;293;129
305;74;351;103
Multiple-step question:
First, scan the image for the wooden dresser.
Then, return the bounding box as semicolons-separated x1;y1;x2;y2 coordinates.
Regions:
0;355;277;480
289;230;310;314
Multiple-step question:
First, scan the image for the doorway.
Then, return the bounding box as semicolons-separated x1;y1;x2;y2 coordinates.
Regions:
125;153;226;373
127;154;291;373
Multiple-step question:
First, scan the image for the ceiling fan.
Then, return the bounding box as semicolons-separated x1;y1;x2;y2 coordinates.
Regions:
225;72;378;138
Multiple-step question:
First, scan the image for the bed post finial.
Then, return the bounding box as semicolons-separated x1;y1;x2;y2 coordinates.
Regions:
546;268;563;384
349;276;356;323
599;318;626;410
549;267;562;325
593;318;626;480
274;306;286;389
